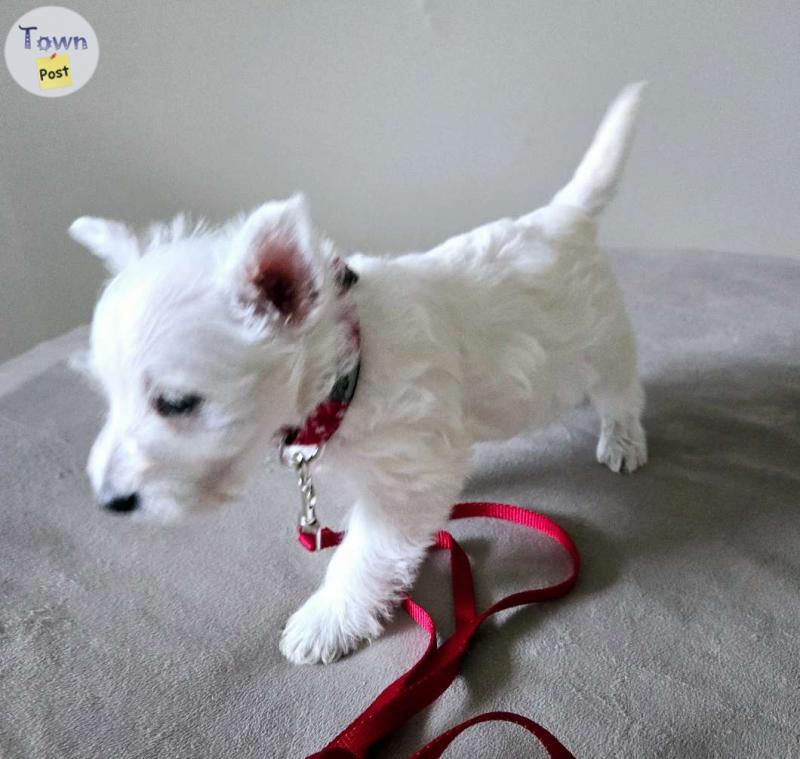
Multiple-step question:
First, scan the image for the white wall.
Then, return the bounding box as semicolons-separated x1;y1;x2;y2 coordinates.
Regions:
1;1;798;361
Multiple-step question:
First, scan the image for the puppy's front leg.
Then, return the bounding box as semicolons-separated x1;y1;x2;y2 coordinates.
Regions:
280;489;456;665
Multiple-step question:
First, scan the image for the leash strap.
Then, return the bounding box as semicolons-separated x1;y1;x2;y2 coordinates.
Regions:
297;501;580;758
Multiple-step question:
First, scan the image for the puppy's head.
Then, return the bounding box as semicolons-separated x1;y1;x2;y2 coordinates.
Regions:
71;195;344;520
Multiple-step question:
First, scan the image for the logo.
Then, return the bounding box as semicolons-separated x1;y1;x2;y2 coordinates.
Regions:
4;6;99;97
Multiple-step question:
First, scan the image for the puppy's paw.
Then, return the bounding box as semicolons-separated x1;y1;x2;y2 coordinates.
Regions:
597;418;647;474
280;590;383;665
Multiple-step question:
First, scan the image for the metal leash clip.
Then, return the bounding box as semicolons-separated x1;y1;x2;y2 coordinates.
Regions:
281;444;323;551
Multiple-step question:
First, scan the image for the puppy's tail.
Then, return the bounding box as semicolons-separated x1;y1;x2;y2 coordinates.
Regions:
551;82;646;218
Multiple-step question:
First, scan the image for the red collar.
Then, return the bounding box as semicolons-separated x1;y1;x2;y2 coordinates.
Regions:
280;260;360;450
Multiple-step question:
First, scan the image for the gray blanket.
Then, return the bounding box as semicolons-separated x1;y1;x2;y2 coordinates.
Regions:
1;250;798;758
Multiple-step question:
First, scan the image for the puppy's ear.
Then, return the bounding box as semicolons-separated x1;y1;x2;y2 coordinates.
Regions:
67;347;102;392
222;194;318;325
69;217;140;274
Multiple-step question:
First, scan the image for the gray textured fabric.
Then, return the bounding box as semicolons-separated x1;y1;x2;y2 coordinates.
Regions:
0;250;798;759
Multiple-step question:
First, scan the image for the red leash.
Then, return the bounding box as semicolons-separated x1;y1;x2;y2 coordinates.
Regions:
297;501;580;758
286;270;579;755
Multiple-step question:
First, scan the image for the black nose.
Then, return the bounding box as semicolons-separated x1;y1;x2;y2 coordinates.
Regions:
102;493;140;513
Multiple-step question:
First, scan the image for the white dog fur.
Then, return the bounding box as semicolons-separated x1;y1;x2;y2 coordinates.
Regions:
70;83;647;665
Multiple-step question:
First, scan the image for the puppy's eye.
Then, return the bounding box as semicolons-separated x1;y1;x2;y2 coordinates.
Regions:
154;393;203;417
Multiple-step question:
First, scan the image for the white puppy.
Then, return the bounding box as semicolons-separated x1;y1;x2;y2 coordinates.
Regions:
71;83;647;664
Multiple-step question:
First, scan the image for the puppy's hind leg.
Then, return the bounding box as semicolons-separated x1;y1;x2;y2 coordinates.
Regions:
589;335;647;474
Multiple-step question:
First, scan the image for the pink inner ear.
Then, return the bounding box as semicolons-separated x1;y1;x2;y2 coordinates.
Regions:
249;233;313;322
